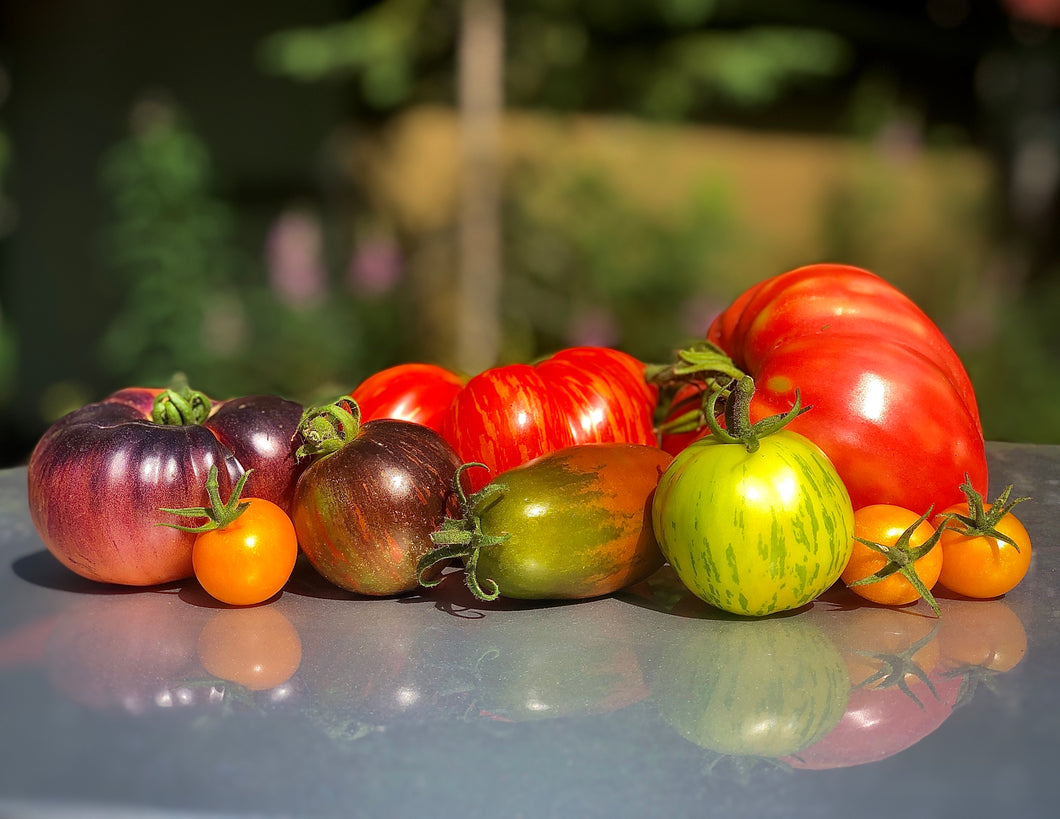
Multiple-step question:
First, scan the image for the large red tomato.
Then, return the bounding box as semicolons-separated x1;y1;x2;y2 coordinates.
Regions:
442;347;657;491
697;264;987;514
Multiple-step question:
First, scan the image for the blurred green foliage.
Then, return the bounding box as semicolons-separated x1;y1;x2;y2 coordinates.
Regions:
258;0;853;121
95;98;413;405
501;163;741;362
3;0;1056;462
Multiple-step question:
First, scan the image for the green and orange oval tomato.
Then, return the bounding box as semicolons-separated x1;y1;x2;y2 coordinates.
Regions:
419;443;672;601
651;379;854;617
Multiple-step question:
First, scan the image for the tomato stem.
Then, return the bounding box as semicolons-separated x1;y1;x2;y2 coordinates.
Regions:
417;462;511;601
151;373;212;426
848;506;943;616
644;341;746;388
938;473;1031;552
296;398;362;459
158;465;252;533
701;375;809;453
646;341;746;435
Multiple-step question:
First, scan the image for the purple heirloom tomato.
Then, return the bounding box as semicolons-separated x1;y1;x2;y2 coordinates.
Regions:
27;381;305;587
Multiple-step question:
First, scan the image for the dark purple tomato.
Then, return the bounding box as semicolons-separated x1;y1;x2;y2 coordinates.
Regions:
202;393;306;512
27;384;305;587
292;400;463;596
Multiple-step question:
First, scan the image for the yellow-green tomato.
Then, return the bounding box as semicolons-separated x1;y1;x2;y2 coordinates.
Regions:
651;429;854;617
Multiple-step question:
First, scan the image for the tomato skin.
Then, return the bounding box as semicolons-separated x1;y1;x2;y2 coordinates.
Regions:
750;337;985;513
536;355;656;448
459;443;671;600
350;363;465;433
292;419;463;596
546;346;659;422
935;501;1032;598
26;389;305;587
202;394;307;513
652;430;855;617
705;264;987;515
192;497;298;606
442;347;657;493
443;364;575;493
842;505;943;606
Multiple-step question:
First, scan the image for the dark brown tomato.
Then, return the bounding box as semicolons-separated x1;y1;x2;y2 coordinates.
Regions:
292;418;463;596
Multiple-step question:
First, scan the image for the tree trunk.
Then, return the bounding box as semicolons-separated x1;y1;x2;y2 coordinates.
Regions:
456;0;504;374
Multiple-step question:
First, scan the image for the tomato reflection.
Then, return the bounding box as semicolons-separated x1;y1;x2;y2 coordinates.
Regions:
197;605;303;692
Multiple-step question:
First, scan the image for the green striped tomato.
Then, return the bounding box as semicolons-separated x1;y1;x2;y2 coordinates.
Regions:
421;443;672;600
651;428;854;617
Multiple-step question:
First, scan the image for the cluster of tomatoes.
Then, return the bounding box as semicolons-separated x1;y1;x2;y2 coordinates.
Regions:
25;264;1032;615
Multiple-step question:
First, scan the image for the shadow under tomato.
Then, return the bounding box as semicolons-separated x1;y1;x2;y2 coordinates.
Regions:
402;567;585;617
12;548;187;596
617;564;811;621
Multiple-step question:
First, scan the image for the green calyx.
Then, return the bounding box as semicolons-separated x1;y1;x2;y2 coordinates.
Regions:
159;464;252;534
296;398;362;459
151;373;212;426
849;506;944;617
644;340;746;389
701;375;809;454
938;473;1031;551
647;341;747;437
416;462;510;602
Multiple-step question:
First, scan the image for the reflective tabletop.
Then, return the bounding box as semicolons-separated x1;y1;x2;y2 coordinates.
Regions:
1;441;1058;818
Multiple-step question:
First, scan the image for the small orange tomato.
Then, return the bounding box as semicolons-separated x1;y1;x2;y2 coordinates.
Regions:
842;504;944;614
163;466;298;606
935;478;1032;599
192;497;298;606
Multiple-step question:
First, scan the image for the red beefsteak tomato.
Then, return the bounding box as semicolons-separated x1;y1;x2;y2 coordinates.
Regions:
697;264;987;514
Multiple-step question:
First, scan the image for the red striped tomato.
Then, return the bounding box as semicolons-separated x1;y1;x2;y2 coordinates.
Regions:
441;347;657;492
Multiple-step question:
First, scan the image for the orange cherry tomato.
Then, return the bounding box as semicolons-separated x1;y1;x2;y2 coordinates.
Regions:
163;466;298;606
934;480;1032;599
192;497;298;606
842;505;944;612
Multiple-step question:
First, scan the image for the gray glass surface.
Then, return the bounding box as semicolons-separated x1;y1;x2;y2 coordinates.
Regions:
1;441;1058;818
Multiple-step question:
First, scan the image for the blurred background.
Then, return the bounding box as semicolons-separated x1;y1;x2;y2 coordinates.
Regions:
1;0;1059;466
